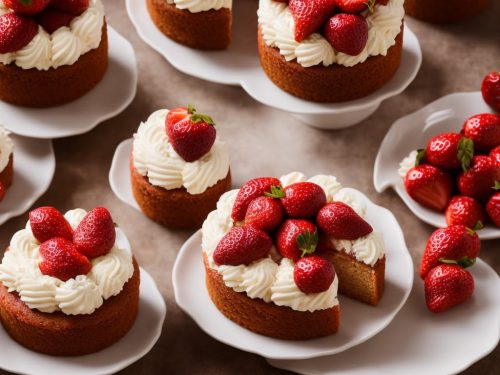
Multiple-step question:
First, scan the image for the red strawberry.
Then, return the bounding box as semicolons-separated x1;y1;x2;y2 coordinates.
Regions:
39;237;91;281
489;145;500;166
424;264;474;313
275;182;327;218
37;9;76;34
0;13;38;54
323;14;368;56
486;192;500;227
457;155;500;201
244;196;284;232
213;226;272;266
165;106;189;128
445;196;486;228
29;206;73;243
404;165;453;211
462;114;500;153
288;0;336;42
0;181;5;202
316;202;373;240
276;219;318;261
50;0;89;15
73;207;116;258
165;105;216;162
419;225;480;279
336;0;377;13
3;0;50;15
481;71;500;112
231;177;282;221
294;256;335;294
425;133;473;171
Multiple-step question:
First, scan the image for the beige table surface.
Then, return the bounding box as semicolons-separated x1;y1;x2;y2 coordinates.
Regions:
1;0;499;374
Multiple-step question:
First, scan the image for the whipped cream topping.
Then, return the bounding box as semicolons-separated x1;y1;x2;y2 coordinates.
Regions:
132;109;230;195
165;0;231;13
0;209;134;315
0;0;104;70
258;0;405;68
0;126;13;173
331;231;385;266
398;150;418;178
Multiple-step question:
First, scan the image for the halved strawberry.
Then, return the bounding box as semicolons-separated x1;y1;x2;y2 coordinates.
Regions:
323;13;368;56
244;196;284;232
294;255;335;294
73;207;116;258
276;219;318;261
288;0;336;42
404;165;453;211
231;177;282;221
50;0;89;16
0;13;38;54
316;202;373;240
29;206;73;243
3;0;50;15
445;196;486;228
37;9;76;34
39;237;91;281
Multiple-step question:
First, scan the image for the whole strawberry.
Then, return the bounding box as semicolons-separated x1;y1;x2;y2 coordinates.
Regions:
39;237;91;281
0;13;38;54
288;0;336;42
244;196;284;232
462;113;500;153
37;9;76;34
486;192;500;227
425;133;473;171
316;202;373;240
336;0;381;13
73;207;116;258
50;0;89;15
270;182;326;218
213;226;272;266
424;264;474;313
294;256;335;294
323;14;368;56
419;225;480;279
457;155;500;201
481;71;500;112
276;219;318;261
490;145;500;166
445;196;486;228
165;105;216;162
404;164;453;212
29;206;73;243
231;177;282;221
3;0;50;15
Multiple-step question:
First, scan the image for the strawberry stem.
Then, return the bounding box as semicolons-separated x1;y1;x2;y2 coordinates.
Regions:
439;256;476;268
458;137;474;172
364;0;376;13
415;149;426;166
187;104;196;114
297;230;319;257
264;185;286;199
187;104;215;125
494;181;500;190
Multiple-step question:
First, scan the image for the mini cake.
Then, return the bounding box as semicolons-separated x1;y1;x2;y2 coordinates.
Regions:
147;0;232;50
257;0;405;102
404;0;490;24
0;206;140;356
202;172;386;340
131;105;231;230
0;0;108;107
0;126;13;201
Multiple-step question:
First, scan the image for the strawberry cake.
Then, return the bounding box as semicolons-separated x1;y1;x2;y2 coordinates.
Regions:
147;0;232;50
405;0;490;24
0;0;108;107
0;206;140;356
0;126;13;202
131;105;231;230
257;0;405;102
202;172;386;340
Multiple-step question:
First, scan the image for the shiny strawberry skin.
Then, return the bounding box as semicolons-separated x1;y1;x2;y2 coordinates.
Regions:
445;196;486;228
481;71;500;112
336;0;371;13
289;0;336;42
73;207;116;258
165;107;189;128
276;219;317;261
39;237;91;281
294;255;335;294
424;264;474;313
316;202;373;240
462;113;500;153
29;206;73;243
486;192;500;227
213;226;272;266
37;9;76;34
404;165;453;211
231;177;282;221
0;13;38;54
244;196;284;232
282;182;326;218
419;225;480;279
490;146;500;166
323;14;368;56
425;133;473;171
50;0;89;15
457;155;500;202
3;0;50;15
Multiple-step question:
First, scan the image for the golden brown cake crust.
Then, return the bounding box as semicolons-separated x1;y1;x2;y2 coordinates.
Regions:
258;25;404;103
0;256;140;356
130;155;232;230
147;0;231;50
0;22;109;108
404;0;490;24
203;253;340;340
0;155;13;190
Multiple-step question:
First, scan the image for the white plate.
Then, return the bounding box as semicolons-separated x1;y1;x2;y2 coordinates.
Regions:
0;228;167;375
373;92;500;240
172;190;414;360
126;0;422;129
109;138;140;212
268;258;500;375
0;27;137;139
0;135;55;226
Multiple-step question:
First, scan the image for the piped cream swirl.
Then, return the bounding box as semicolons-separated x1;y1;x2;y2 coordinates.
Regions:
166;0;231;13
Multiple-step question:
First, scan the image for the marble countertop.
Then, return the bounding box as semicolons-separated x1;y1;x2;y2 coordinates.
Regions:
0;0;498;374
